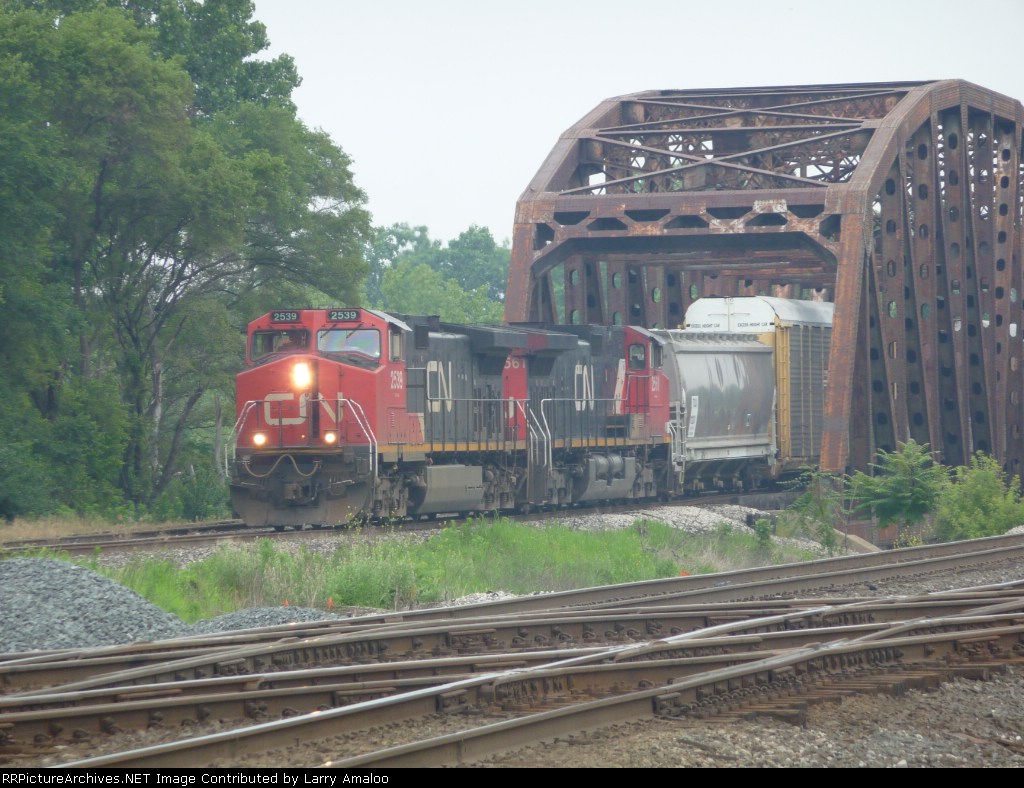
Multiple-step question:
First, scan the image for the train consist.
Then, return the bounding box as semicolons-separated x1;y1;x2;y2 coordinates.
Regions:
229;297;833;527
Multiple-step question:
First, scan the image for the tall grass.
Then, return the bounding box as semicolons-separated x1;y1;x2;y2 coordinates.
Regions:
84;517;823;622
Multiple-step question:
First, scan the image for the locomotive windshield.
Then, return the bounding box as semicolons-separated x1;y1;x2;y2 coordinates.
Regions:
318;328;381;364
251;330;309;361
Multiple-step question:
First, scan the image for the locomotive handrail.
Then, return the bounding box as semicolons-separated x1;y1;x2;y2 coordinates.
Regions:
666;419;684;472
539;396;628;469
419;395;533;454
330;396;377;483
226;400;259;475
539;399;556;469
518;400;546;468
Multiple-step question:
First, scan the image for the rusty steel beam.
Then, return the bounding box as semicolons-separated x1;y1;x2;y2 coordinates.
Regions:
507;81;1024;476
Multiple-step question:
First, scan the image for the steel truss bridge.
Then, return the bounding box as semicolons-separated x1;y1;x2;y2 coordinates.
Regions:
506;81;1024;476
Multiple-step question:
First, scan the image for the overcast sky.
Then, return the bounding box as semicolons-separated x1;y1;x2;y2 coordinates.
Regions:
252;0;1024;245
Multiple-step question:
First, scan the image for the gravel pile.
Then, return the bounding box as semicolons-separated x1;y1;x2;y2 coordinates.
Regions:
528;503;830;554
0;558;351;654
528;503;762;532
0;558;190;653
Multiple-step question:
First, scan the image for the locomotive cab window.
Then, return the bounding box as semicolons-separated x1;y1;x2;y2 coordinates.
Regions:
651;342;663;369
252;330;309;361
628;343;647;370
318;328;382;366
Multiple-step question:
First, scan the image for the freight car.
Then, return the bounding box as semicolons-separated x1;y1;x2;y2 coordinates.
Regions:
228;297;832;527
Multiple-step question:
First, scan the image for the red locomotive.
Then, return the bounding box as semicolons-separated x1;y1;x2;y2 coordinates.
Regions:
229;298;831;527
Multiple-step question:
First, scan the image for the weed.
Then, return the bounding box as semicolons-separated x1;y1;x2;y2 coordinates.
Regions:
7;515;840;622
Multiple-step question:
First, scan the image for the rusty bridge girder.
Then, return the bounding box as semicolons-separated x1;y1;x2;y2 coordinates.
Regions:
506;81;1024;476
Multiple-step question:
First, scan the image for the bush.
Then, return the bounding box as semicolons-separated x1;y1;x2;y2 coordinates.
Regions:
752;518;774;553
782;468;844;555
934;453;1024;541
850;440;948;536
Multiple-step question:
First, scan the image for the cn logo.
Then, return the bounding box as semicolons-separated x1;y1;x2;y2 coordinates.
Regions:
426;360;453;413
264;392;307;425
263;393;343;425
574;363;595;411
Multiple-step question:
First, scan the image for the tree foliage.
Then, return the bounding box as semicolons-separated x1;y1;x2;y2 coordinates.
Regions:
366;223;508;323
0;1;370;517
849;440;948;534
934;453;1024;541
426;225;511;302
380;260;505;324
362;223;435;306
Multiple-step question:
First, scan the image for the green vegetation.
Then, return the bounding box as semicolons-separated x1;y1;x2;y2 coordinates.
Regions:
849;440;949;535
777;468;845;555
80;517;822;622
0;2;510;523
365;223;509;323
934;454;1024;542
0;1;371;520
797;441;1024;545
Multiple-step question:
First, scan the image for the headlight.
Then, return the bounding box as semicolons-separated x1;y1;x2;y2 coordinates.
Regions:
323;431;337;444
291;361;312;389
253;432;267;447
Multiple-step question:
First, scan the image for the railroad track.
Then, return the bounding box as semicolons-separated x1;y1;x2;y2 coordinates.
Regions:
0;488;795;558
4;591;1022;754
24;587;1024;767
2;534;1023;767
4;533;1024;694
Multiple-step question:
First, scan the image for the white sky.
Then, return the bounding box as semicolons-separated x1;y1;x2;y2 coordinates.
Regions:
252;0;1024;245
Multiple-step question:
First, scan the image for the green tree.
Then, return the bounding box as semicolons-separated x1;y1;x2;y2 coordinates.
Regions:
0;16;69;417
0;386;57;519
934;453;1024;541
366;224;509;321
361;223;435;306
15;0;300;115
430;225;510;302
849;440;948;536
380;260;504;323
0;3;371;513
